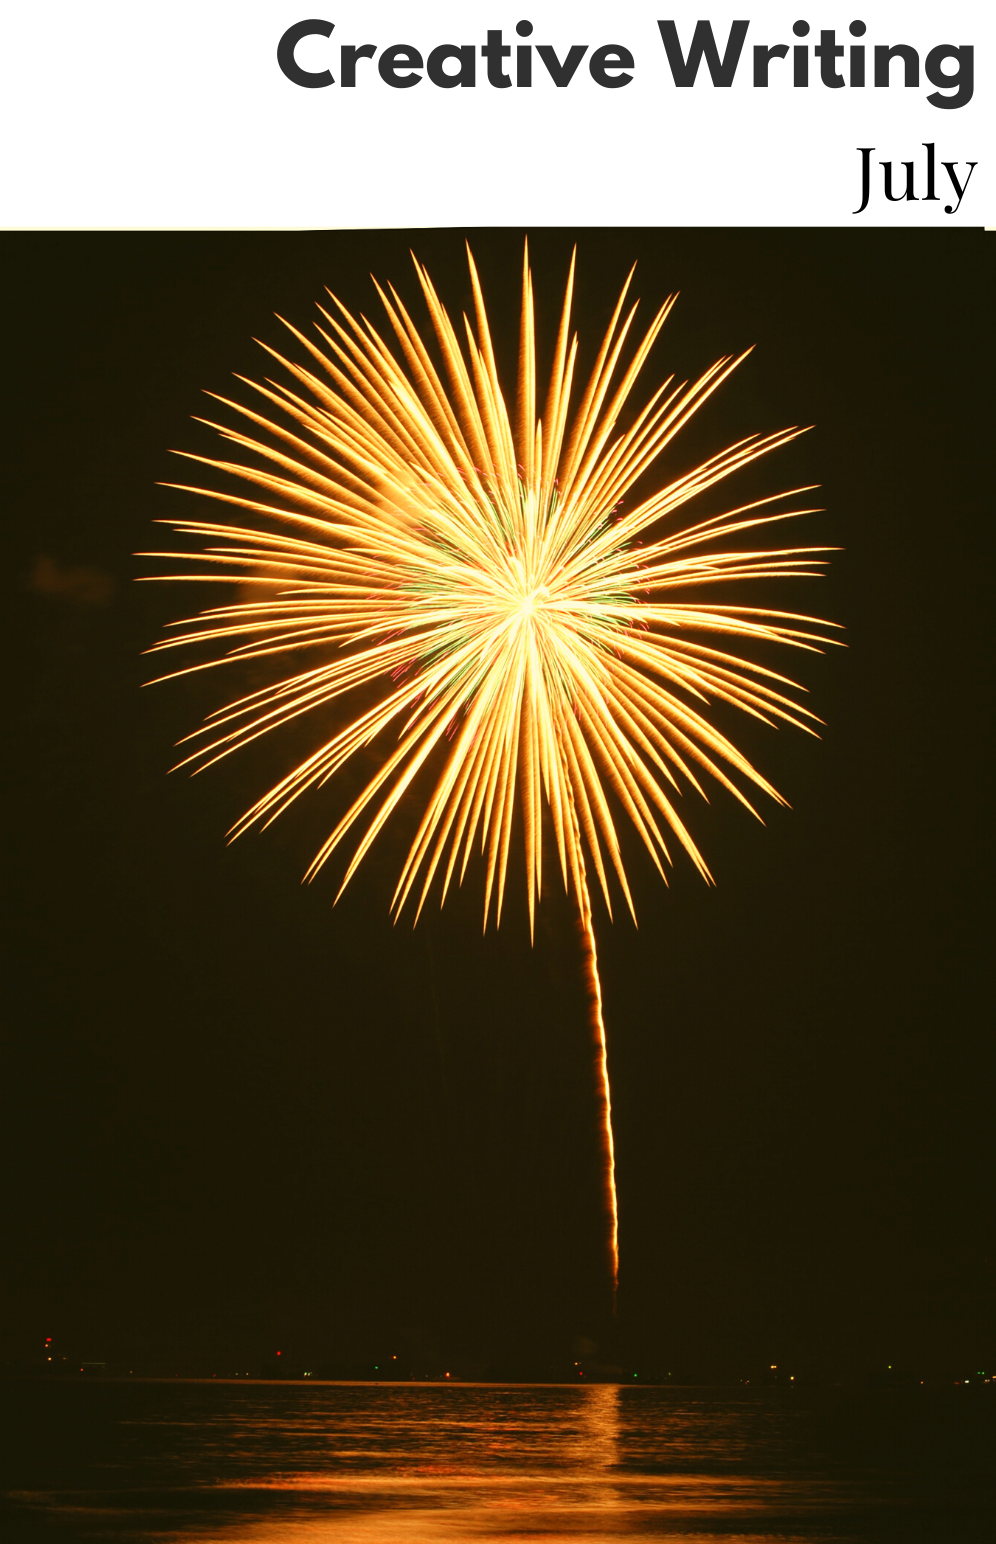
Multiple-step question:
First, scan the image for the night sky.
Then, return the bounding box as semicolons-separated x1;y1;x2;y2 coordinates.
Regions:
2;229;991;1382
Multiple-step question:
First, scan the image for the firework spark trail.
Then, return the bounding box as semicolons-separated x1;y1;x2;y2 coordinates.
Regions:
568;780;619;1299
583;905;618;1302
145;244;835;1294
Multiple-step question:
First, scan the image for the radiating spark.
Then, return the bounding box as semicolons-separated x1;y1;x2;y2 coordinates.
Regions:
144;245;836;1298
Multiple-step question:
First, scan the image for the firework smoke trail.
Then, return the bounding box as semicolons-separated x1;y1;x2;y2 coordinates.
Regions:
146;244;835;1294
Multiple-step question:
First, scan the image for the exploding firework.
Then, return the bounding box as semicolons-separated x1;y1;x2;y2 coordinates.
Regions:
145;245;834;1297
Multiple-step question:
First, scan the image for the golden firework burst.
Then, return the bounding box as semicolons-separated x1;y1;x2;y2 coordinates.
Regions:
145;245;835;1295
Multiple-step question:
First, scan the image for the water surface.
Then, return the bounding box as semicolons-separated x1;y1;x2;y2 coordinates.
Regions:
2;1380;993;1541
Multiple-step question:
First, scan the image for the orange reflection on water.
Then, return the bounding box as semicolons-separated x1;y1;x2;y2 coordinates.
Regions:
195;1385;843;1544
11;1380;914;1543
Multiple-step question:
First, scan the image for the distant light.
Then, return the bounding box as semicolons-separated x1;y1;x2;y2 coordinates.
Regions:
633;1373;638;1379
770;1365;777;1370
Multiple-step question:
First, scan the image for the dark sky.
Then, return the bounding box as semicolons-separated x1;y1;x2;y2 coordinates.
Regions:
2;229;991;1381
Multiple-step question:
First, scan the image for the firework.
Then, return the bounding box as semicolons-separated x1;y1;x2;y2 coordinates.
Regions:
145;245;834;1296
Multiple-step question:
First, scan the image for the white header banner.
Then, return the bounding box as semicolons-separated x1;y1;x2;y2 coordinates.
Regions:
2;3;990;226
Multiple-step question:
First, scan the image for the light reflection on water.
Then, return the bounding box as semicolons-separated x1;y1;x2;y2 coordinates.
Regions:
4;1380;992;1542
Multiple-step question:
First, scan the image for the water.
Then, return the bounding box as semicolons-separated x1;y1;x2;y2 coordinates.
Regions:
2;1380;993;1542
